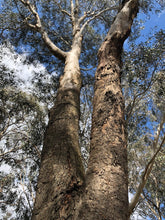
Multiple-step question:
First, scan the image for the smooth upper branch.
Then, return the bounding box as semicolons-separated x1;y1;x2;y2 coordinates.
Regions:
19;0;67;61
18;0;121;60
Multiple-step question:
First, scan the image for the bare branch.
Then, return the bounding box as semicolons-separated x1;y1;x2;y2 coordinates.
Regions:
80;67;94;71
19;0;67;61
141;193;162;220
0;129;41;158
20;173;33;212
129;115;165;216
75;0;79;20
70;0;75;23
70;0;79;36
19;0;41;28
79;6;118;36
41;31;67;61
0;141;23;157
0;118;11;141
61;9;71;17
52;30;71;47
57;2;71;17
75;0;79;9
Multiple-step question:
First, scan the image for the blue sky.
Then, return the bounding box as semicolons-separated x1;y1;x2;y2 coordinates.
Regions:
124;7;165;49
140;8;165;37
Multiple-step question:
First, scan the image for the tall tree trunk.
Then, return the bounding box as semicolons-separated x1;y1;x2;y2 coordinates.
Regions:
77;1;139;219
32;1;139;219
32;36;85;220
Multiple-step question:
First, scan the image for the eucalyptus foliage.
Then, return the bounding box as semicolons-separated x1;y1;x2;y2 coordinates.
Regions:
0;43;49;219
122;30;165;219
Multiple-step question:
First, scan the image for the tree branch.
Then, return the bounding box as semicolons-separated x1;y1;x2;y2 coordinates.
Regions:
56;1;71;17
0;140;23;157
70;0;80;36
80;66;94;71
70;0;75;31
52;30;71;46
19;0;67;61
61;9;71;17
70;0;74;18
129;115;165;216
75;0;79;9
78;6;118;35
0;118;11;141
40;31;67;61
20;173;33;213
57;2;71;18
98;0;139;61
141;193;162;220
74;0;79;24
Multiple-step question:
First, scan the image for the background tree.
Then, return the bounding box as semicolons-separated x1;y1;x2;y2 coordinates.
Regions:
0;42;65;219
0;43;51;219
122;30;165;219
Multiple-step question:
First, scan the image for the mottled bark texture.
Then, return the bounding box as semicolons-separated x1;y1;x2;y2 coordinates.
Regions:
77;1;139;220
32;36;85;220
32;0;139;219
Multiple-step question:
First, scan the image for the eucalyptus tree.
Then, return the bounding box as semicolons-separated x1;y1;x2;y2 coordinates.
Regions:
1;0;137;219
0;0;164;219
12;0;138;219
0;87;45;219
122;30;165;219
0;43;49;219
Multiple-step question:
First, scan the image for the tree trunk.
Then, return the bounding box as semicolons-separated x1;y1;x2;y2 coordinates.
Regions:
32;36;85;220
32;1;139;219
77;1;139;219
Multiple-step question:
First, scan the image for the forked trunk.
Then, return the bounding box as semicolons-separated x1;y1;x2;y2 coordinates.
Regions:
32;1;139;219
32;41;85;220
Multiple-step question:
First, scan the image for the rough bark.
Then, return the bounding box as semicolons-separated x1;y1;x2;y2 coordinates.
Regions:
77;1;139;220
32;35;85;220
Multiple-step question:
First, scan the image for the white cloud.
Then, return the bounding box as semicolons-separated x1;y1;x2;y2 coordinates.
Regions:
0;43;48;91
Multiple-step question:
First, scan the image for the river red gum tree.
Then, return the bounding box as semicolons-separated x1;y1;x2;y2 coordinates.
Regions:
16;0;139;219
